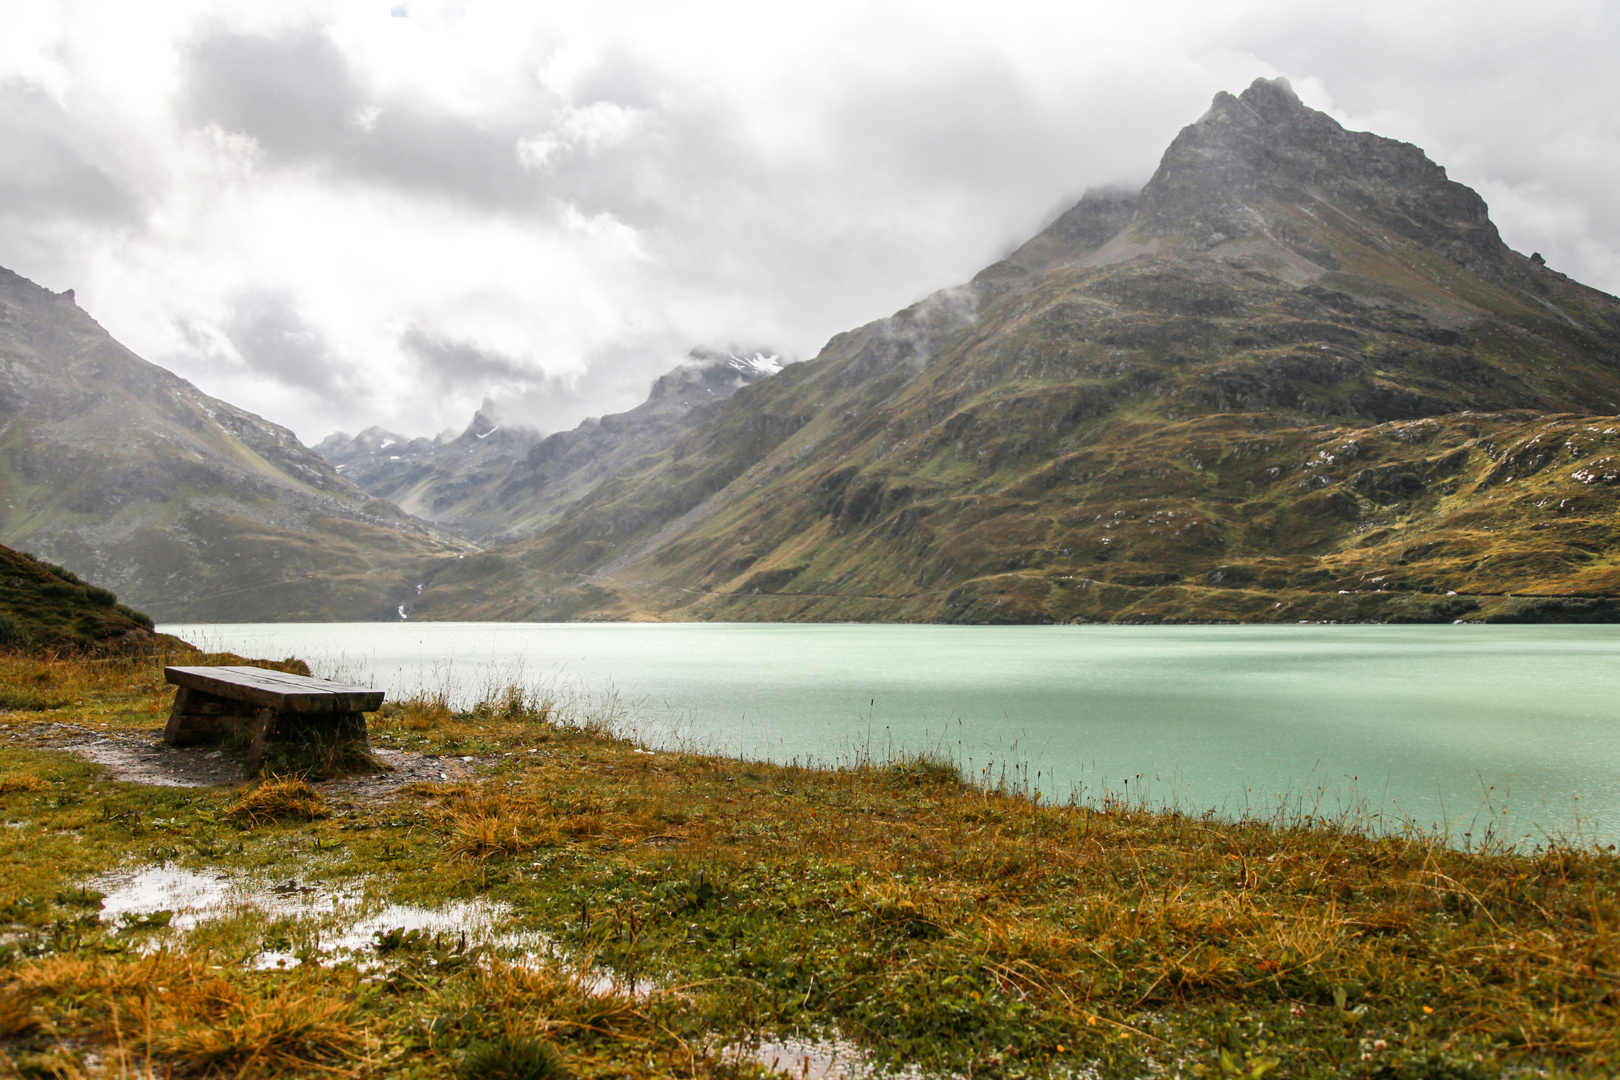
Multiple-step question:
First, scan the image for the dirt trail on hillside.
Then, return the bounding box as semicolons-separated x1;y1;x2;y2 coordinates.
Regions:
2;719;481;797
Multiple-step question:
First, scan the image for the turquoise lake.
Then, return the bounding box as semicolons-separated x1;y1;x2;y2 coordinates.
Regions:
160;622;1620;846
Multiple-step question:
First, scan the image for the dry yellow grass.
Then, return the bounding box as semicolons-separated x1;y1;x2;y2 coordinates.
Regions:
11;954;361;1079
0;772;49;795
226;777;330;824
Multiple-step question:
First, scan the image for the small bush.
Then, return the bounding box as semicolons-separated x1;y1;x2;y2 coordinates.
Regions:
115;603;155;630
36;560;84;586
0;613;30;648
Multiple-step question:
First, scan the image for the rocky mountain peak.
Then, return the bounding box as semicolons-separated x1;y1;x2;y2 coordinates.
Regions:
462;398;502;441
1137;77;1506;272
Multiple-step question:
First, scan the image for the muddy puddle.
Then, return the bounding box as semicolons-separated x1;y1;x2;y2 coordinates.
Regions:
725;1036;937;1080
90;864;541;968
88;863;649;996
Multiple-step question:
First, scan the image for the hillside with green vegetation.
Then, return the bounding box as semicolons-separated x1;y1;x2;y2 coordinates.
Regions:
0;544;156;652
0;269;469;622
414;78;1620;624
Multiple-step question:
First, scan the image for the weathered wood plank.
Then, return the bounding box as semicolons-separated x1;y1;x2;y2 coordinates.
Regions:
164;666;384;713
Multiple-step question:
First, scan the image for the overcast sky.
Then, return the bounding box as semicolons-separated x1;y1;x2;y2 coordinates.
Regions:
4;1;1618;443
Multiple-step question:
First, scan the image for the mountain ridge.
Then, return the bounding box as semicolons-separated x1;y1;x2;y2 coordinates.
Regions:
0;266;468;621
410;78;1620;624
315;348;784;544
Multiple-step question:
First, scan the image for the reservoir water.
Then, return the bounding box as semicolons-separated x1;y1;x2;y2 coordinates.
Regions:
161;622;1620;846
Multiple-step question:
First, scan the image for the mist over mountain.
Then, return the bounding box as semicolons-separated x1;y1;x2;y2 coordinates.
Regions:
314;402;542;543
411;79;1620;625
315;348;783;543
0;267;467;621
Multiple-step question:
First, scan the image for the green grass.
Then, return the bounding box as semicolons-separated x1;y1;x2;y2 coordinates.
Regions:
1;648;1618;1078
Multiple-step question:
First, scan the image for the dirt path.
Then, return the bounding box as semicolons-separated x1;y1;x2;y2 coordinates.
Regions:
3;720;482;796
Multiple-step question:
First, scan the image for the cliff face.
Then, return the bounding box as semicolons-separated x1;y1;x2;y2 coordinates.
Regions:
0;268;467;621
412;78;1620;624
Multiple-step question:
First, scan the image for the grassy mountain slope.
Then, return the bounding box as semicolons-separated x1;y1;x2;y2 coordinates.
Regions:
415;79;1620;624
0;269;468;621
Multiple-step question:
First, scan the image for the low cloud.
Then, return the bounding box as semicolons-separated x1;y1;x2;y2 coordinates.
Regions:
225;292;339;394
0;84;137;229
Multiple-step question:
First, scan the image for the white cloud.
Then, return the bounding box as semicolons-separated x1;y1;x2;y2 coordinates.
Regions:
0;0;1616;442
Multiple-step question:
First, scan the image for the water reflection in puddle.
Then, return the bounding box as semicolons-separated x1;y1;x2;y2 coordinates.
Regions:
727;1036;934;1080
90;866;544;971
93;866;350;930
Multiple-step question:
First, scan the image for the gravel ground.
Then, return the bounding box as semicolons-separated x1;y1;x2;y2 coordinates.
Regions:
3;719;482;796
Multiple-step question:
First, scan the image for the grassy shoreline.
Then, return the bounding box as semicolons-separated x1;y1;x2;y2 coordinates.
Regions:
2;647;1617;1079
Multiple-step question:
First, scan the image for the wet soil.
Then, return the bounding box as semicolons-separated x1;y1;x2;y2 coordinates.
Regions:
1;719;482;797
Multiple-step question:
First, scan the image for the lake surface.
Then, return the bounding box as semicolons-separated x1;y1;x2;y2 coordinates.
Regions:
161;622;1620;846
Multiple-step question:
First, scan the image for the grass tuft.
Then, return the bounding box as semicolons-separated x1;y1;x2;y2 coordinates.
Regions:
459;1034;571;1080
0;991;43;1039
226;777;329;825
252;734;387;781
886;748;966;787
143;980;361;1079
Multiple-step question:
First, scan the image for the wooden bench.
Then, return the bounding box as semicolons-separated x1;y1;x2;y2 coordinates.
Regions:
164;666;385;769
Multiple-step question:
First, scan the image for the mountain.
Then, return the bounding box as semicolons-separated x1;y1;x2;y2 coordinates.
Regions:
314;403;541;542
315;348;783;544
412;78;1620;624
0;268;468;622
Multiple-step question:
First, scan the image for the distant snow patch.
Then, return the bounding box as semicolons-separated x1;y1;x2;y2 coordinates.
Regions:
731;352;782;377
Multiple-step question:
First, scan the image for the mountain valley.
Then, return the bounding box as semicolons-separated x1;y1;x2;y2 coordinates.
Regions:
314;349;783;543
7;78;1619;626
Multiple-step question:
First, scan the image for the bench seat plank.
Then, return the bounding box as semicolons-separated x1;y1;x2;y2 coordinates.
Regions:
165;666;384;714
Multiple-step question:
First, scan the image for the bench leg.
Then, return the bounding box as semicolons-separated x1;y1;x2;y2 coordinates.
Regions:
163;686;193;744
164;687;259;747
245;707;278;772
333;711;369;745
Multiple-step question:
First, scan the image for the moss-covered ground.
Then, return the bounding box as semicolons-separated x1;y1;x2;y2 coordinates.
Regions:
2;648;1618;1079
